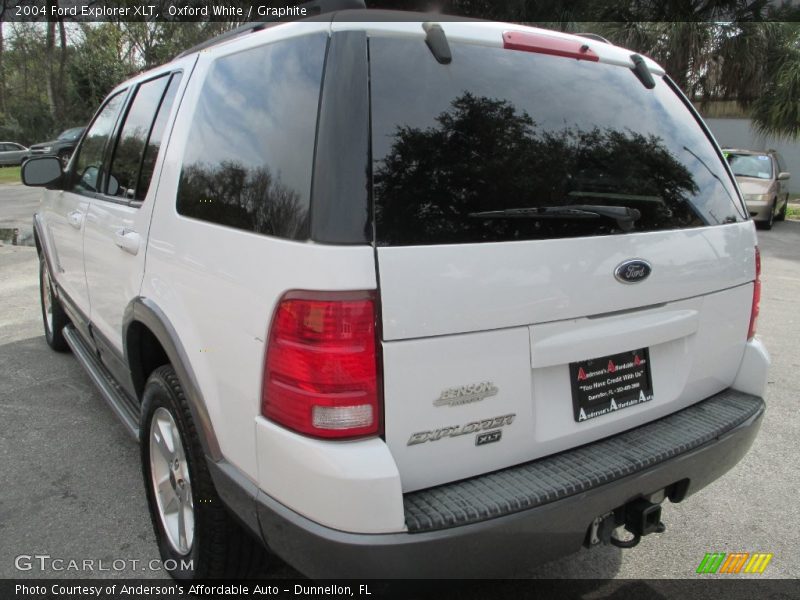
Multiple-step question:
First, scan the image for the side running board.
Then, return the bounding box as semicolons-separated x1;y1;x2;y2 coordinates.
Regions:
63;325;141;440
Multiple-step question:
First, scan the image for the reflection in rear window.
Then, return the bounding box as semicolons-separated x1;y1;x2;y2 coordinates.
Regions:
369;37;744;246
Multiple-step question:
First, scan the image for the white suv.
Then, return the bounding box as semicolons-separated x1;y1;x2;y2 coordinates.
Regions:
23;6;769;579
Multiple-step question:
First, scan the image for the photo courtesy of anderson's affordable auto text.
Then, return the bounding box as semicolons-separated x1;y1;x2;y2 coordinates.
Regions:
2;0;799;598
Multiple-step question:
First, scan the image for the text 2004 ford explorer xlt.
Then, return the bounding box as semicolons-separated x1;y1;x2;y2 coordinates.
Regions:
22;6;768;580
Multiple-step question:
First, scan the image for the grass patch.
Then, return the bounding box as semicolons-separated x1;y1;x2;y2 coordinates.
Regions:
0;166;21;184
786;203;800;220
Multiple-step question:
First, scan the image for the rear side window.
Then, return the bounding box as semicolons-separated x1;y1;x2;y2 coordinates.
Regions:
177;33;327;240
137;74;182;201
370;37;744;246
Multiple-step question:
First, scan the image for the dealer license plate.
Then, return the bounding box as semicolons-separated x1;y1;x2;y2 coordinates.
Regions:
569;348;653;422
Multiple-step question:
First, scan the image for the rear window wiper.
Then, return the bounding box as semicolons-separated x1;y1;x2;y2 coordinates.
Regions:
468;204;642;232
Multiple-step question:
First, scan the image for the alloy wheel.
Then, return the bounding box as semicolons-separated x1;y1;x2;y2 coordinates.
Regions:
149;407;195;555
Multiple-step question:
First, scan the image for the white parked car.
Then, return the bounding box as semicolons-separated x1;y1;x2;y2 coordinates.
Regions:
22;3;769;580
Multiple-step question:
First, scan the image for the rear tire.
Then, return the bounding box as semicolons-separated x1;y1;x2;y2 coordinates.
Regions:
141;365;269;580
39;256;70;352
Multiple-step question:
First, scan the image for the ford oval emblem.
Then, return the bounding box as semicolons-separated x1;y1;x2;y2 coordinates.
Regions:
615;259;652;284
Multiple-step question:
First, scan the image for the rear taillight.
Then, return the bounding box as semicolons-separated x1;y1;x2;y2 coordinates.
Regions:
748;246;761;340
262;291;381;439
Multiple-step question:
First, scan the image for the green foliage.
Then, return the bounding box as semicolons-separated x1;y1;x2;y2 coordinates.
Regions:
0;166;21;184
594;21;800;139
1;23;56;144
69;24;130;114
0;22;232;145
752;30;800;139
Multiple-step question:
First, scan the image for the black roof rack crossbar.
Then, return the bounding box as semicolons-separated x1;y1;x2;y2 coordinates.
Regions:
175;0;366;59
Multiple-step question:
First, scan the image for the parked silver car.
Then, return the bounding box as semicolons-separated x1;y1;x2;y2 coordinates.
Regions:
724;149;791;230
0;142;29;166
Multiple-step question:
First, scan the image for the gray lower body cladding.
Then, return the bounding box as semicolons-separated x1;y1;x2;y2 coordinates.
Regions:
251;389;763;578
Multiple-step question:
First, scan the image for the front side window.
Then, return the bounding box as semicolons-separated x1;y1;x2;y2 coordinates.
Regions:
70;92;126;195
370;38;744;246
176;33;327;240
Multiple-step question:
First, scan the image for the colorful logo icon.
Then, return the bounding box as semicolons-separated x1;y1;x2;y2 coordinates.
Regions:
696;552;773;574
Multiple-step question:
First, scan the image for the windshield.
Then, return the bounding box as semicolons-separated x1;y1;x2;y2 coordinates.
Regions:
725;153;773;180
58;128;83;141
369;37;744;246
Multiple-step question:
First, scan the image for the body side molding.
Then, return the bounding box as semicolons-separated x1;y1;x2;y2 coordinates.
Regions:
123;297;222;461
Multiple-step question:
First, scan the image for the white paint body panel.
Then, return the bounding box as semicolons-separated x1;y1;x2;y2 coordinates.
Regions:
255;417;405;533
379;223;759;492
83;200;149;351
83;59;196;354
732;338;771;396
42;191;91;313
378;224;755;341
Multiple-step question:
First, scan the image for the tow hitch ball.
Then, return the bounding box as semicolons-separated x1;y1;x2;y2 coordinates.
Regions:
589;499;667;549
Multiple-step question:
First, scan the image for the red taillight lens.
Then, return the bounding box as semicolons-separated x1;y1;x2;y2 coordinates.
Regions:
502;31;599;62
262;291;381;439
748;246;761;340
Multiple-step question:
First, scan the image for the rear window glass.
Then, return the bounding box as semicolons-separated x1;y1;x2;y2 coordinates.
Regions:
370;37;744;246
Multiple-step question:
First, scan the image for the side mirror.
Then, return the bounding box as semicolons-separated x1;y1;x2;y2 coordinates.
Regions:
778;171;791;181
21;157;63;188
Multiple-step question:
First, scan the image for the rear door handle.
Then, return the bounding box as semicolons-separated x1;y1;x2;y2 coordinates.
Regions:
67;210;83;230
114;228;141;255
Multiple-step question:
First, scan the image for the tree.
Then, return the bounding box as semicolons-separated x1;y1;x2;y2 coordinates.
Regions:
582;0;800;139
69;23;130;115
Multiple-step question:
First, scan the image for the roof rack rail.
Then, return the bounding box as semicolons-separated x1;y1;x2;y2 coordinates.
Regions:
175;0;366;59
576;33;611;45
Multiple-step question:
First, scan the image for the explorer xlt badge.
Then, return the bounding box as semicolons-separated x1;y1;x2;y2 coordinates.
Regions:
615;259;652;284
433;381;499;407
407;414;515;445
